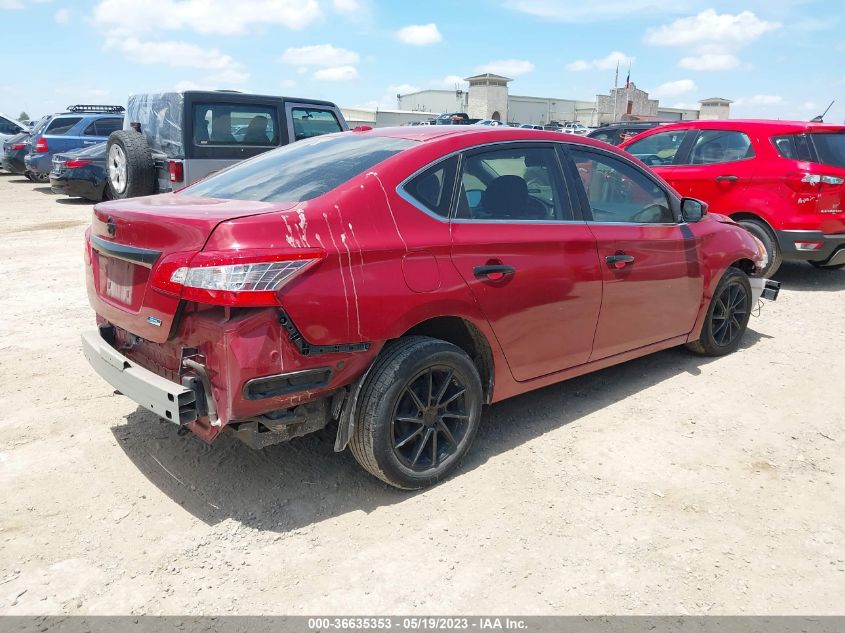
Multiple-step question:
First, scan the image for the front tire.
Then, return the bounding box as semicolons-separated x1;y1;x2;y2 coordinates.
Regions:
687;267;753;357
736;217;781;278
349;337;483;489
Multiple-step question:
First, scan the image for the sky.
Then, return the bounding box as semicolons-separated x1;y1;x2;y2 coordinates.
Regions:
1;0;843;123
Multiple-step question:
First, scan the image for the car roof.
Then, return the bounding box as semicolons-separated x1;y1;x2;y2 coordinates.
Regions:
648;119;845;135
349;125;625;150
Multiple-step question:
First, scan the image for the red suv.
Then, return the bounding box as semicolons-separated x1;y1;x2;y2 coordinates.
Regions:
82;126;774;489
620;120;845;276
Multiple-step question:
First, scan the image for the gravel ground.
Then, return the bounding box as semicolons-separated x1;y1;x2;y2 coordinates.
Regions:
0;173;843;615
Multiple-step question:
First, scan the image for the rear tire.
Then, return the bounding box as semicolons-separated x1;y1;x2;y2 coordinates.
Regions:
106;130;155;199
349;336;483;490
687;267;752;357
736;217;781;278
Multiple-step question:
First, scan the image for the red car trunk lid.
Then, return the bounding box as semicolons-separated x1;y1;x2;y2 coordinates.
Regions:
87;195;294;343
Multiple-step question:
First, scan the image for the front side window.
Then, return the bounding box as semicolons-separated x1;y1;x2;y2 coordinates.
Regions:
45;117;82;135
570;149;674;224
402;156;458;218
625;130;687;166
193;104;277;146
183;134;415;203
689;130;754;165
456;146;573;221
291;108;343;141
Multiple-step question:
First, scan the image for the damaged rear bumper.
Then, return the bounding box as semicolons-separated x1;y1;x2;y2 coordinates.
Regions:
81;329;199;425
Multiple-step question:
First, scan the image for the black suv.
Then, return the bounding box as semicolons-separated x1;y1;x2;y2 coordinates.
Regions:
587;122;665;146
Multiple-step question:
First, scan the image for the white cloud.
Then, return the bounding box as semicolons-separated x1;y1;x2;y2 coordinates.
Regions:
54;8;70;23
313;65;358;81
175;80;211;91
431;75;468;89
649;79;697;98
678;53;740;71
475;59;534;77
645;10;780;48
396;23;442;46
332;0;360;12
567;51;633;72
504;0;684;22
750;95;783;105
107;36;249;83
92;0;321;36
280;44;359;67
0;0;25;8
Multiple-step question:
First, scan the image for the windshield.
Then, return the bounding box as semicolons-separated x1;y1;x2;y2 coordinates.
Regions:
182;133;416;203
810;133;845;169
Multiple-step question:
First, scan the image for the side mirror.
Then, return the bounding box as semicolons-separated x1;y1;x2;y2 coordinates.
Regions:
681;198;707;223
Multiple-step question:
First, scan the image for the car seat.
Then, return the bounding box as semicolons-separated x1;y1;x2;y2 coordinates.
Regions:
479;175;546;220
243;116;270;144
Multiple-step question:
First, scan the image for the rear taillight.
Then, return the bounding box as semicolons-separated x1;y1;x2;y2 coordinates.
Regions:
784;171;845;192
150;249;323;307
168;160;183;183
795;241;825;251
35;138;48;153
11;143;26;151
65;159;92;169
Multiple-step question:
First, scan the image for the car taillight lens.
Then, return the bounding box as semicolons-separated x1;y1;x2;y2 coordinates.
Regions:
784;171;845;192
795;241;825;251
35;138;48;153
168;160;183;183
11;143;26;151
66;159;92;169
150;250;322;307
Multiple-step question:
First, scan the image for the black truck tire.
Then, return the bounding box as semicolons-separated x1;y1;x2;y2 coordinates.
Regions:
106;130;155;199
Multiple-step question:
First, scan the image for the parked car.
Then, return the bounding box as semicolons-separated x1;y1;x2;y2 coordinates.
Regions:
588;121;665;146
0;112;27;148
519;124;544;130
24;105;124;182
82;126;777;489
50;141;109;201
105;91;348;199
1;115;52;177
474;119;505;126
562;122;589;135
620;119;845;275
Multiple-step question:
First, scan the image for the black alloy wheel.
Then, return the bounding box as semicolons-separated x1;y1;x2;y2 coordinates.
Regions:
711;281;750;347
391;366;471;472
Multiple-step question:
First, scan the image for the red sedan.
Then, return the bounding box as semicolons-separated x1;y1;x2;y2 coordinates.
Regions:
82;126;775;489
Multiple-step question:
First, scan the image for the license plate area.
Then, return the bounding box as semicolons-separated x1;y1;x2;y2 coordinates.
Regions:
97;255;148;310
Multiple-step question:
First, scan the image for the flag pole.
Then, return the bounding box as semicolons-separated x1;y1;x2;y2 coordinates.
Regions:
612;61;619;123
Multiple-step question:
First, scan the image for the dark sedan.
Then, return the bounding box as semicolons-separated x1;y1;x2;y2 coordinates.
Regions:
50;141;109;201
2;131;30;174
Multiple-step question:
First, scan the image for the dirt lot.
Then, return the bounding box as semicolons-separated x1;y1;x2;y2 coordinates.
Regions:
0;173;843;615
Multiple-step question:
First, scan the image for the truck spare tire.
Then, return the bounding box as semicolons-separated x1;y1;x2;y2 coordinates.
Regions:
106;130;155;199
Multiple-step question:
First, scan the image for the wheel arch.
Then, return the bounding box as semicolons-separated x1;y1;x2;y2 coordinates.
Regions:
401;316;495;404
729;210;776;232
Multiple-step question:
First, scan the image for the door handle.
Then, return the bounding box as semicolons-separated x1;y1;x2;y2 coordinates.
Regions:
473;264;515;280
605;254;635;269
716;175;739;182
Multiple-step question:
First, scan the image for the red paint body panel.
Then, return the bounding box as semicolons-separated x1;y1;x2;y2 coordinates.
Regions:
84;126;765;439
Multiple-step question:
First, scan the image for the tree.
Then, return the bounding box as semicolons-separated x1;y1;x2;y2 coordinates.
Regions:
18;111;30;122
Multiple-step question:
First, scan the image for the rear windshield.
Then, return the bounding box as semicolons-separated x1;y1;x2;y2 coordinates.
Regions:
183;133;416;203
810;133;845;168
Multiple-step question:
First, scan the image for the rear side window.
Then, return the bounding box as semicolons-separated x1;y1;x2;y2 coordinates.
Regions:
810;133;845;168
45;117;82;135
625;130;687;166
0;117;20;135
183;134;415;203
291;108;343;141
193;104;277;146
689;130;754;164
402;156;458;218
